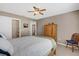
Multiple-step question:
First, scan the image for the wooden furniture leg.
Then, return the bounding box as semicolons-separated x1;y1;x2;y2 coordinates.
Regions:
72;44;74;52
54;50;56;55
66;43;68;48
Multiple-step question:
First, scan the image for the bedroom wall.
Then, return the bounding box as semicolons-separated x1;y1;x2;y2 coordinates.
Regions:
21;19;37;36
21;19;30;36
0;11;37;38
0;16;12;39
0;15;37;39
37;10;79;44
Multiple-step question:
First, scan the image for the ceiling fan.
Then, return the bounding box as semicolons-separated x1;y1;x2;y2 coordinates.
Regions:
28;6;46;16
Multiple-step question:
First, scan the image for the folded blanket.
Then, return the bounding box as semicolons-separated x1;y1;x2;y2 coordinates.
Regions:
0;38;14;56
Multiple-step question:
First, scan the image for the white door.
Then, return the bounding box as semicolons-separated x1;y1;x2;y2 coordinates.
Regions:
12;20;19;38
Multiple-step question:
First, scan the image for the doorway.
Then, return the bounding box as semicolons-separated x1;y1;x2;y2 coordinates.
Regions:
32;24;36;36
12;20;19;38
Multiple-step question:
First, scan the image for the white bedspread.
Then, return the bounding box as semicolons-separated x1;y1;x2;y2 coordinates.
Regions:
10;36;56;56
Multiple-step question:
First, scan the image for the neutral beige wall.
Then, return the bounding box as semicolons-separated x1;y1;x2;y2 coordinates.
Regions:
0;11;37;37
21;19;37;36
0;16;12;39
21;19;30;36
37;10;79;44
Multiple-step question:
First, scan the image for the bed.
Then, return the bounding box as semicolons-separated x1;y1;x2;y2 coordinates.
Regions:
10;36;56;56
0;33;56;56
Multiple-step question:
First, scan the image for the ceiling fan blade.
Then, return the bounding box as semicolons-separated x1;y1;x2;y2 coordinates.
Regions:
34;13;36;16
28;11;34;12
39;12;44;15
33;6;37;9
40;9;46;11
33;6;39;11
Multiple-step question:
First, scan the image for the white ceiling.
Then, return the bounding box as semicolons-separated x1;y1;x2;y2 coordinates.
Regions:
0;3;79;19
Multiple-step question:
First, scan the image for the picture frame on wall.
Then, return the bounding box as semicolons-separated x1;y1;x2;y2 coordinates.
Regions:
23;23;28;28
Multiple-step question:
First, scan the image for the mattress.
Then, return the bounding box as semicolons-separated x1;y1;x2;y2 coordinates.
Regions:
10;36;56;56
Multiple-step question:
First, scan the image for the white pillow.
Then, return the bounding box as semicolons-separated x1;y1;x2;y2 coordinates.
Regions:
0;38;14;55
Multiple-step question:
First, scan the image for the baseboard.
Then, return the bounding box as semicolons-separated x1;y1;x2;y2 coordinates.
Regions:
57;42;78;49
57;42;66;46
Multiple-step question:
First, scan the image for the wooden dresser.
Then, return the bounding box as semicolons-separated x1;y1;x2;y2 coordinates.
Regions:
44;23;57;41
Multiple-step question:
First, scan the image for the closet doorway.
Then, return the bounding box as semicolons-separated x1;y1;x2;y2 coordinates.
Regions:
32;24;36;36
12;20;19;38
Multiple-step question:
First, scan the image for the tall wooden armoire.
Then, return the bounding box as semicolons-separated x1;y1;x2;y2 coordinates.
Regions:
44;23;57;41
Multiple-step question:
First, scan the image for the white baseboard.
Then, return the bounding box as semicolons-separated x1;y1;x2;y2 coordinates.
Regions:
57;42;78;49
57;42;66;46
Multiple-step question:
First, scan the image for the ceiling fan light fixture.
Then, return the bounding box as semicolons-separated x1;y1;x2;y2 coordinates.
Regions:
34;11;39;14
28;6;46;16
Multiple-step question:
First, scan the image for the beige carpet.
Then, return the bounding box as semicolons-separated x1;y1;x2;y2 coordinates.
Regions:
49;44;79;56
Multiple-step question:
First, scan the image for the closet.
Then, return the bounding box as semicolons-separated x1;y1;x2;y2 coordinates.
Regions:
44;23;57;41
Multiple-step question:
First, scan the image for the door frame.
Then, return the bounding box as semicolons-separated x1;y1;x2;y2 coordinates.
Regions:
12;18;21;38
32;24;36;36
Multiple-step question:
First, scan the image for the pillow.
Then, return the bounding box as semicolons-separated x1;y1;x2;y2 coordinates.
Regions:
0;38;14;55
0;35;2;38
0;33;7;39
0;49;11;56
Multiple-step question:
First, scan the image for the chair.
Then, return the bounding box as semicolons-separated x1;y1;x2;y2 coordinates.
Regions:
66;33;79;52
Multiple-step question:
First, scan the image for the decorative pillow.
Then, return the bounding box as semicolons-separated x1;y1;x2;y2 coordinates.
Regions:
0;35;2;38
0;33;7;39
0;49;11;56
0;38;14;55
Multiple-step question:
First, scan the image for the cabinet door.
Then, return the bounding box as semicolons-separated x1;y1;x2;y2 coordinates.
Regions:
47;25;52;36
44;25;48;36
52;24;57;40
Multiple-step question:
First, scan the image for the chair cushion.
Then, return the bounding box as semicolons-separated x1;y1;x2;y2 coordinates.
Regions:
66;40;78;44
